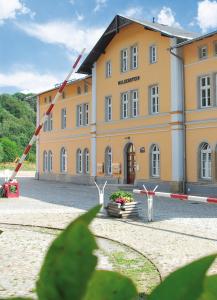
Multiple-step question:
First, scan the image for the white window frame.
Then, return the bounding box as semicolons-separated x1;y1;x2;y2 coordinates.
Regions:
105;60;112;78
105;96;112;122
60;147;67;173
84;103;89;126
48;150;53;172
131;90;138;117
199;76;211;108
121;49;128;72
122;92;128;119
78;105;83;126
150;85;159;114
105;147;112;175
77;149;82;174
200;143;211;179
150;45;157;64
61;108;67;129
84;149;89;174
131;45;138;69
199;46;208;60
151;145;160;177
43;151;48;172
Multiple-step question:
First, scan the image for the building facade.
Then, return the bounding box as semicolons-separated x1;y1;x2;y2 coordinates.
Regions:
37;15;217;195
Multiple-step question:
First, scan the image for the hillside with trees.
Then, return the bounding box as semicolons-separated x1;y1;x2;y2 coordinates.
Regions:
0;93;36;163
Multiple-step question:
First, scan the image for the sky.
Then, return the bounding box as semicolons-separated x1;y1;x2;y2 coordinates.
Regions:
0;0;217;94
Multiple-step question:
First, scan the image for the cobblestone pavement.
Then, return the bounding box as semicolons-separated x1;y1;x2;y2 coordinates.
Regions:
0;175;217;295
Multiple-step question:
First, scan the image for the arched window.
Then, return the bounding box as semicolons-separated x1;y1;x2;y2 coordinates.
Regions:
200;143;211;179
48;150;53;172
83;148;89;174
151;144;160;177
105;147;112;175
60;147;67;173
76;149;82;173
43;151;48;172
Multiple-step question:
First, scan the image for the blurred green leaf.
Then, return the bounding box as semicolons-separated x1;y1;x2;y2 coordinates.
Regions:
148;254;216;300
200;275;217;300
36;206;101;300
84;270;138;300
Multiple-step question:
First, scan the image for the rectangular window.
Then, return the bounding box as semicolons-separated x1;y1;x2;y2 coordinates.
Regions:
121;92;128;119
47;114;53;131
44;97;47;104
150;85;159;114
61;108;66;129
105;60;112;77
78;105;82;126
131;90;138;117
131;45;138;69
199;46;208;60
84;103;89;125
49;96;52;103
62;91;65;99
150;45;157;64
77;86;81;95
84;82;88;93
199;76;211;108
214;42;217;56
105;96;112;122
121;49;128;72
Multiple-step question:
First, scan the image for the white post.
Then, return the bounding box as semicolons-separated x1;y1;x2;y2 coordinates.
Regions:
143;185;158;222
94;181;107;213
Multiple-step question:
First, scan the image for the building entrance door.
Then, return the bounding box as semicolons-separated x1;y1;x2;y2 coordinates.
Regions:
127;143;136;184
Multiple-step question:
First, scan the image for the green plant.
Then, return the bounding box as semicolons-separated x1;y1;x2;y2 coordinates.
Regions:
9;185;17;193
0;206;216;300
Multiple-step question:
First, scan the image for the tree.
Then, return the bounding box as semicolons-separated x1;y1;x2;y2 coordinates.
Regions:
0;137;18;162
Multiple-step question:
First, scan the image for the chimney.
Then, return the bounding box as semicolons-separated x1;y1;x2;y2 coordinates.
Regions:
152;17;155;23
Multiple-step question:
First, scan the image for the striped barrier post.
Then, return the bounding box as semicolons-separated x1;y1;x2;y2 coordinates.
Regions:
133;188;217;222
9;48;85;182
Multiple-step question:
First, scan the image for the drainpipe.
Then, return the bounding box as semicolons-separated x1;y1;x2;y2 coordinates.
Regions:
169;47;186;194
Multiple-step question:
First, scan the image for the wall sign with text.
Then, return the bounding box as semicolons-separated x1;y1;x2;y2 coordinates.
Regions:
118;76;140;85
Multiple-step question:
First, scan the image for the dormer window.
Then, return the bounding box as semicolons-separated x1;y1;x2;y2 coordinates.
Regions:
199;46;208;60
77;86;81;95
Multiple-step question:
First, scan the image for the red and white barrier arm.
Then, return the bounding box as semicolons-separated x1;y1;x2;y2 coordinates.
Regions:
9;48;85;182
133;189;217;204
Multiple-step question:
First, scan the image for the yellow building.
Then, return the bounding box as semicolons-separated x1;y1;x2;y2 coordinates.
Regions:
37;15;217;195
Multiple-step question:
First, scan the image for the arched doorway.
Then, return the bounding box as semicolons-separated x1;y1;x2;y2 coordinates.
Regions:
125;143;136;184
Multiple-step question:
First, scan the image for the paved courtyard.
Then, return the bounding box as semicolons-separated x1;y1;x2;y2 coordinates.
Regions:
0;173;217;296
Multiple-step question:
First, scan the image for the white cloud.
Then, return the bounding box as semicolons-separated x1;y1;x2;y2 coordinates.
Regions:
121;6;144;19
76;11;84;21
157;6;182;28
16;20;104;53
94;0;107;12
0;0;34;24
0;68;84;93
196;0;217;33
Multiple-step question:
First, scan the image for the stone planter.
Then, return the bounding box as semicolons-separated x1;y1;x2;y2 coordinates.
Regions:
107;201;139;218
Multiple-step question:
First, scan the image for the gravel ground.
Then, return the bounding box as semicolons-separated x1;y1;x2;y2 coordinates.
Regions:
0;174;217;295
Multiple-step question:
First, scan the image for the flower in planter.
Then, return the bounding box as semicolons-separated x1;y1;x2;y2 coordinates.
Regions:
110;190;134;205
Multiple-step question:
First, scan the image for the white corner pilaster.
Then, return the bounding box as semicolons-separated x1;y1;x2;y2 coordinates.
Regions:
36;95;40;179
170;38;184;183
91;62;97;177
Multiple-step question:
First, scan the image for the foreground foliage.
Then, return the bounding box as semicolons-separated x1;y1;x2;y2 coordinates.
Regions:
1;205;216;300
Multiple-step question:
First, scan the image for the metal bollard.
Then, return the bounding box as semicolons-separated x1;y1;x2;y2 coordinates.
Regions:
143;185;158;222
94;181;107;214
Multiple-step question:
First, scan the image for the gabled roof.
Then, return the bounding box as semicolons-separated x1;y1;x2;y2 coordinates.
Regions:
78;14;198;75
172;29;217;48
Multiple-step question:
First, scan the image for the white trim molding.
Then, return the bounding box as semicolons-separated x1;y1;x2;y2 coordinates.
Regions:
170;38;184;182
91;62;97;177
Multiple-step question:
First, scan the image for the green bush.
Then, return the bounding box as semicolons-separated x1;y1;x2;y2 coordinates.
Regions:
0;143;3;162
109;190;134;201
1;206;216;300
0;137;18;162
